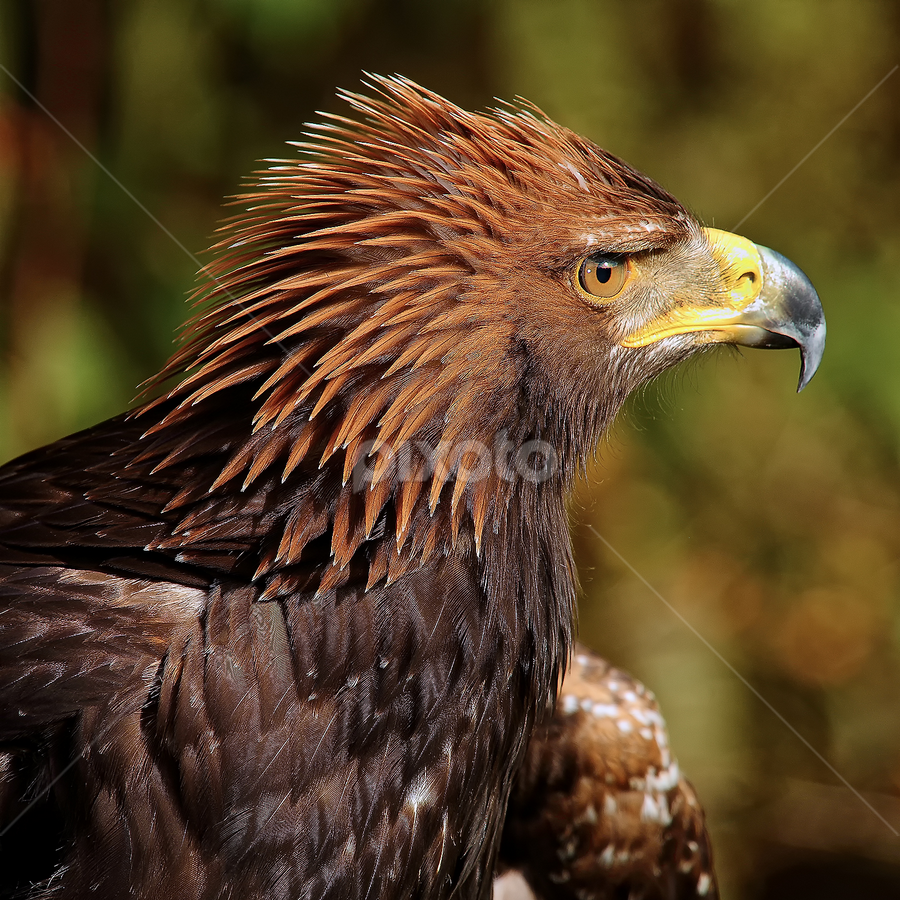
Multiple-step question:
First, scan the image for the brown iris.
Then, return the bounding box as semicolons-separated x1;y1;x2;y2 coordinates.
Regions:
577;253;629;302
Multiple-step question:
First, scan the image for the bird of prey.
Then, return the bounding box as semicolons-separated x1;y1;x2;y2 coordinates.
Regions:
0;76;823;900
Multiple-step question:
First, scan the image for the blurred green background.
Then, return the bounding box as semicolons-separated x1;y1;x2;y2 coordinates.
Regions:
1;1;899;896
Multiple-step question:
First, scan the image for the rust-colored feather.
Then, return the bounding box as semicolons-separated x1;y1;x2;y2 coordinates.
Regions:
331;380;395;453
396;462;426;544
280;421;320;483
363;473;392;538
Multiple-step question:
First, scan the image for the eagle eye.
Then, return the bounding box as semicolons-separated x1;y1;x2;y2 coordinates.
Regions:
576;253;630;302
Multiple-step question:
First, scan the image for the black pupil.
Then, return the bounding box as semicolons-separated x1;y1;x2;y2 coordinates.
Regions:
593;262;613;283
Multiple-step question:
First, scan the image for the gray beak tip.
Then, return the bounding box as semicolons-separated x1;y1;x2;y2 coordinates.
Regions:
796;321;827;392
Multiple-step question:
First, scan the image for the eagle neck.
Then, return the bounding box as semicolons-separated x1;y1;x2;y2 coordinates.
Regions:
480;476;576;716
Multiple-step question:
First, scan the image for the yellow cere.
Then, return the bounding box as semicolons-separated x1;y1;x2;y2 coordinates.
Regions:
621;227;764;348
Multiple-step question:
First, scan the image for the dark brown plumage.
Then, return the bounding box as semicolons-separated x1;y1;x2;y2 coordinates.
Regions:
0;76;822;900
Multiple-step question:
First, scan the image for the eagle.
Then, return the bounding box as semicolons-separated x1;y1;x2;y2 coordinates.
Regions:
0;76;823;899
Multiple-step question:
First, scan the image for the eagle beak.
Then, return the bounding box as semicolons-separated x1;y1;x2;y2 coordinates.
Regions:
622;227;826;391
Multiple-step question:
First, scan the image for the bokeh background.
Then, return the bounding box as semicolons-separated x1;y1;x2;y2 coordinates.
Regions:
1;1;899;896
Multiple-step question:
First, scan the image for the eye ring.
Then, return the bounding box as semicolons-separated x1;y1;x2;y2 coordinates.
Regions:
575;253;630;303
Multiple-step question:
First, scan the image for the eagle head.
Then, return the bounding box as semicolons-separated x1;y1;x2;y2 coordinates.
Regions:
144;75;824;596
